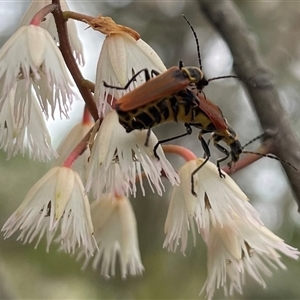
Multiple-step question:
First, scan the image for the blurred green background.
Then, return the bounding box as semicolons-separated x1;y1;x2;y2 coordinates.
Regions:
1;1;300;299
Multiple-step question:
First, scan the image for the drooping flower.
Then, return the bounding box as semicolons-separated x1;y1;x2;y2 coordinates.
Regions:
79;195;144;278
19;0;84;65
92;16;166;115
2;167;95;256
0;24;76;119
0;83;57;161
86;110;179;198
200;216;300;299
55;117;94;177
163;158;299;299
163;158;261;253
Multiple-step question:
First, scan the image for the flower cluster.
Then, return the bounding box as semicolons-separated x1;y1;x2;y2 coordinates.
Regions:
164;159;299;299
1;1;299;300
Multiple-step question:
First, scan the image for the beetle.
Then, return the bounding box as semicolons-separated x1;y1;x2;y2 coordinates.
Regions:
104;61;208;112
102;16;242;195
103;16;239;112
115;86;242;195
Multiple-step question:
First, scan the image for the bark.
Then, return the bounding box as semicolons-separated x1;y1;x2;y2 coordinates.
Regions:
198;1;300;210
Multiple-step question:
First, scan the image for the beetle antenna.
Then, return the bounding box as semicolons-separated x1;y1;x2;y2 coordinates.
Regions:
242;151;298;171
182;14;203;71
241;133;297;171
208;75;240;82
242;133;264;149
208;75;257;87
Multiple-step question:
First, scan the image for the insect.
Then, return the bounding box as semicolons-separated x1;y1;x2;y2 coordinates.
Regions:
115;87;242;195
103;16;242;195
104;62;207;111
104;15;239;111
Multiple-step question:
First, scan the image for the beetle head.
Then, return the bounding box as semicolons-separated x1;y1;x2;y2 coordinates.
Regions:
182;67;206;85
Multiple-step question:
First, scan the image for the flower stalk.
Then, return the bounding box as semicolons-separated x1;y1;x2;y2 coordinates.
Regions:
30;4;57;26
51;0;98;120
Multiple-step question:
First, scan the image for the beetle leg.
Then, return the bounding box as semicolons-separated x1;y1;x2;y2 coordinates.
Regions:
152;124;193;160
213;142;230;178
178;60;184;69
203;135;212;159
190;134;211;197
103;68;153;90
151;70;160;77
144;128;152;147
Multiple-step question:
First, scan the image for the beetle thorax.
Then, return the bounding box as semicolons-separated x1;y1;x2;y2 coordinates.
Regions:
182;67;204;83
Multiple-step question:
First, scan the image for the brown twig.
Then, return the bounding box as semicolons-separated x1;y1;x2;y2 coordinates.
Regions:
198;1;300;210
82;79;95;93
63;11;95;23
51;0;98;121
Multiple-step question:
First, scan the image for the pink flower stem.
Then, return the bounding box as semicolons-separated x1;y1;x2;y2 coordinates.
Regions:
62;118;103;167
162;144;197;161
62;128;92;168
82;105;92;125
222;143;271;174
51;0;99;121
30;4;57;25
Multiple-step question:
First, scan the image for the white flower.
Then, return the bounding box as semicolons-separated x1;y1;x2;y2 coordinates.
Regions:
0;83;57;161
2;167;95;256
86;110;179;198
200;216;300;300
0;24;76;119
164;158;261;253
162;158;299;299
94;33;166;115
19;0;84;65
55;120;94;177
79;195;144;278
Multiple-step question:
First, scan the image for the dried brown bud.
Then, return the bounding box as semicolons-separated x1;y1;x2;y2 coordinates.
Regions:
85;15;140;40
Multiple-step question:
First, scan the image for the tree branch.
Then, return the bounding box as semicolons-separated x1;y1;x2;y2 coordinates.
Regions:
198;1;300;210
51;0;99;121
